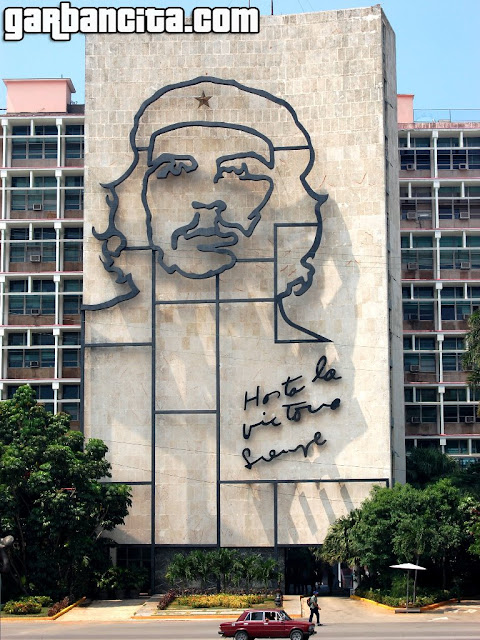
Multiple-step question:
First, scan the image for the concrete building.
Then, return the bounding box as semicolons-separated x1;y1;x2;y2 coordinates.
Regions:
0;79;84;426
398;95;480;464
83;6;403;589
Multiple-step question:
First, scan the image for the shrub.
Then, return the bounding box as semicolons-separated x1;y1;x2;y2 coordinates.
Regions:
3;599;42;615
175;593;265;609
47;596;71;617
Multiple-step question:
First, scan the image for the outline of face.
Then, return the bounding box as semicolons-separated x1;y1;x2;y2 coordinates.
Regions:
142;122;275;279
89;76;330;344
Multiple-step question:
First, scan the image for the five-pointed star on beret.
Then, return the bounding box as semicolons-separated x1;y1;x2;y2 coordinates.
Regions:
195;90;212;108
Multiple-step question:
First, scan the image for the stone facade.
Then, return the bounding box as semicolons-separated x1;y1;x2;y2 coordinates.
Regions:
84;7;404;551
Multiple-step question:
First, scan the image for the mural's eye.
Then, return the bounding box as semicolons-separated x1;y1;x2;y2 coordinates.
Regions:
214;161;249;182
155;155;198;179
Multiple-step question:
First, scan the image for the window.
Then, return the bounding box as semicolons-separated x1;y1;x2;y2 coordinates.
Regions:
62;402;80;421
403;302;434;321
64;229;83;261
442;354;464;372
400;149;430;170
411;137;431;148
405;406;437;422
444;439;468;454
437;137;459;147
63;332;80;345
62;349;80;367
404;388;413;402
12;140;57;160
34;125;57;136
468;286;480;298
440;237;462;248
8;280;55;315
7;332;26;346
442;287;464;299
472;440;480;454
417;337;436;350
65;140;84;159
12;125;29;136
64;279;81;292
437;149;467;170
412;236;433;248
63;295;81;315
404;353;436;372
443;337;465;350
8;349;54;367
417;388;437;402
441;303;473;321
413;287;434;299
444;407;475;423
31;333;55;346
7;384;53;401
403;337;413;350
10;227;56;263
438;186;462;197
32;280;55;292
65;124;84;136
444;388;467;402
62;384;80;399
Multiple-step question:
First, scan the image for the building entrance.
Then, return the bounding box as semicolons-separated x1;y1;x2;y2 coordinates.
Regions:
284;547;351;596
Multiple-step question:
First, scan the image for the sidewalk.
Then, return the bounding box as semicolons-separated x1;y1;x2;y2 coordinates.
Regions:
60;594;304;622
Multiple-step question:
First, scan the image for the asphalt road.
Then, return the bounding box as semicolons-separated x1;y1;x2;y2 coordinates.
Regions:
2;619;480;640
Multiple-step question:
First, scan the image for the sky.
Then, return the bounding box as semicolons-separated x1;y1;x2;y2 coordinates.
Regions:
0;0;479;115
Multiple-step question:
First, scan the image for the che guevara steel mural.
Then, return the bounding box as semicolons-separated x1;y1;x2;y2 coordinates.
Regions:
85;76;341;470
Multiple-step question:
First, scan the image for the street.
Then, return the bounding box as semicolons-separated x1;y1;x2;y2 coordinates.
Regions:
2;618;480;640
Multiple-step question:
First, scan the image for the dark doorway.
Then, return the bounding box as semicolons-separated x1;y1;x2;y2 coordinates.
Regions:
284;547;348;596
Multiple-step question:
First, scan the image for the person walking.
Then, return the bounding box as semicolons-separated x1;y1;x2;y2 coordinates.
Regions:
308;590;321;626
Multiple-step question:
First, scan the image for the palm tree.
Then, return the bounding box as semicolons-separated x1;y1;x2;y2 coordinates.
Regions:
236;553;262;593
188;550;213;592
210;548;238;592
255;557;279;592
165;553;193;591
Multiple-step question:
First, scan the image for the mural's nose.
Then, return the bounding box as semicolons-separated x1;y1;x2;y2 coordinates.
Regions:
191;200;226;227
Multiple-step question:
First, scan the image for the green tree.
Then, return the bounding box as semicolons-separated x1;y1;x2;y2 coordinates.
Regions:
165;552;194;590
406;448;457;488
0;385;131;598
210;548;239;592
237;553;263;593
463;309;480;415
187;550;213;591
319;510;360;567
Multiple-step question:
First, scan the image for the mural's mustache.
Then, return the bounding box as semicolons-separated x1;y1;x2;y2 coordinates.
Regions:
171;209;238;249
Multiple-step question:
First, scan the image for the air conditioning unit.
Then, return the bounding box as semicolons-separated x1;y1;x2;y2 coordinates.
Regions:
29;361;39;368
32;203;43;211
406;212;418;220
406;164;415;171
458;163;468;170
409;365;420;373
460;262;471;270
465;416;475;423
407;262;418;270
459;211;470;220
30;308;41;315
410;416;421;423
29;254;41;262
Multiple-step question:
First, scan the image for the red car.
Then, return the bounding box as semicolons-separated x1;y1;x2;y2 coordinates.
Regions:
218;608;316;640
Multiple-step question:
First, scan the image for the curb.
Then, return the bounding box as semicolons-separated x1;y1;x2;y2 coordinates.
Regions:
350;594;459;613
419;598;458;612
51;596;87;620
350;595;395;612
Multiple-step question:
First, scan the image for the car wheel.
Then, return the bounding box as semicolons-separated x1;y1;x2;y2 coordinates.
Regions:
234;631;249;640
289;630;304;640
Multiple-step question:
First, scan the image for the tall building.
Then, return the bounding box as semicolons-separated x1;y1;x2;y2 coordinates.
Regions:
0;79;84;426
398;95;480;464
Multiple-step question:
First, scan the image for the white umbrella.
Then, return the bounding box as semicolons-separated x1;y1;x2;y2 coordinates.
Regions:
390;563;426;611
